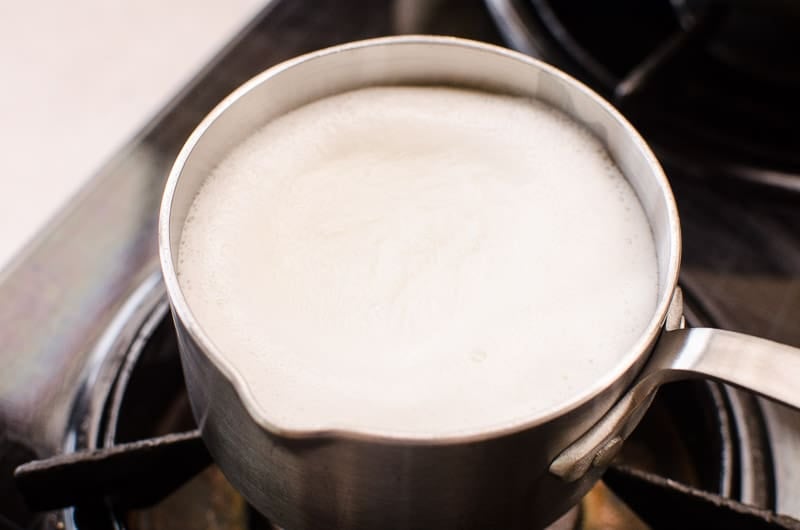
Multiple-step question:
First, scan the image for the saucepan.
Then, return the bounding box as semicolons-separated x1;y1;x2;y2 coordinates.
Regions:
158;36;800;529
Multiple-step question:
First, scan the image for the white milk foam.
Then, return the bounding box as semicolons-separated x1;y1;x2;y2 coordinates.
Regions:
177;86;659;435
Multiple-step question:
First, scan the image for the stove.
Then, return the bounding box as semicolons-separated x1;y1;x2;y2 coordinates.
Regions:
1;1;799;529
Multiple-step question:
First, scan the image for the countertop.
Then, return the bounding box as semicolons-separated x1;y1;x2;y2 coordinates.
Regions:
0;0;267;271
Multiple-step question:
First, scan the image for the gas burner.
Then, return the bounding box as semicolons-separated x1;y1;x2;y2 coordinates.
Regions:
486;0;800;191
12;275;796;530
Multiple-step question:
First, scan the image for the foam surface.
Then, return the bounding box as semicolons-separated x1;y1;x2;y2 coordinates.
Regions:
177;86;658;435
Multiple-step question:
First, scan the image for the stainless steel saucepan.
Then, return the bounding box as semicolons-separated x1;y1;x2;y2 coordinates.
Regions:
158;35;800;529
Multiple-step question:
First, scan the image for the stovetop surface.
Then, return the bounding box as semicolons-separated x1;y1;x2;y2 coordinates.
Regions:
1;0;799;528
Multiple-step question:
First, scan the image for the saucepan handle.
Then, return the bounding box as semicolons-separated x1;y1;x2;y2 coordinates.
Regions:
655;327;800;410
550;327;800;482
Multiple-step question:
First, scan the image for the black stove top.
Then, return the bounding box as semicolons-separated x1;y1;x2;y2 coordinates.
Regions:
487;0;800;191
1;1;799;529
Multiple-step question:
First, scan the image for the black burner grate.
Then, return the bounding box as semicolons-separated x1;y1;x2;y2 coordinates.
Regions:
487;0;800;191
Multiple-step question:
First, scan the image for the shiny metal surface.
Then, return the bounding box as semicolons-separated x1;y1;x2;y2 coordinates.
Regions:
0;143;166;459
658;329;800;409
160;35;680;528
552;324;800;481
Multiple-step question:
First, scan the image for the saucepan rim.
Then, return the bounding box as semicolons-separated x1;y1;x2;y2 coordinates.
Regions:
158;34;682;444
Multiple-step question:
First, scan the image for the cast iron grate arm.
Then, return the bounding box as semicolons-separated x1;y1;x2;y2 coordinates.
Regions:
13;430;800;529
